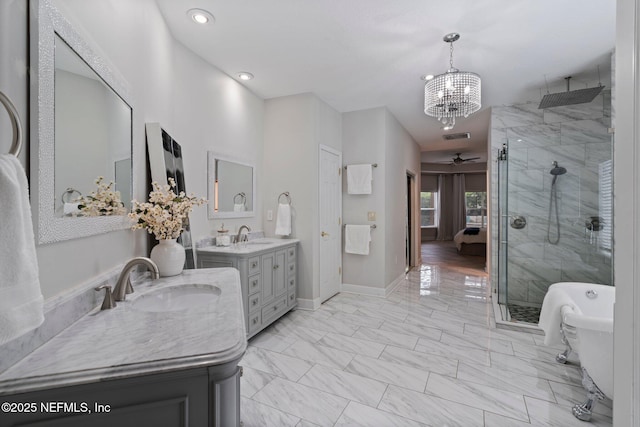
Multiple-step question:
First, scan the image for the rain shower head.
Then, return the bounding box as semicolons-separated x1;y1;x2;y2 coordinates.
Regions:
550;161;567;176
538;76;605;109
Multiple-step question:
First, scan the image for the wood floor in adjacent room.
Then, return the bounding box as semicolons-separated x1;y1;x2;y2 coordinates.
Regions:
420;240;487;275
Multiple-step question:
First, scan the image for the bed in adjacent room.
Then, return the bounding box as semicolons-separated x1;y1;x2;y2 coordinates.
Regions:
453;227;487;256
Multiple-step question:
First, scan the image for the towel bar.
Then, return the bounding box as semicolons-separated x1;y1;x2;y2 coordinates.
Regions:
344;163;378;169
278;192;291;205
233;192;246;204
0;90;23;157
62;188;82;203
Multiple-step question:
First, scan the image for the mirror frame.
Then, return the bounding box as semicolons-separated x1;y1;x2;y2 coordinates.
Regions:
30;0;136;244
207;151;256;219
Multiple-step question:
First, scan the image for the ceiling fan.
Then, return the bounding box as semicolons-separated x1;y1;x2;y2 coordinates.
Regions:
450;153;480;165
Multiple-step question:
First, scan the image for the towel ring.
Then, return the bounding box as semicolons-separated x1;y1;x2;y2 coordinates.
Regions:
233;192;246;204
278;192;291;205
62;188;82;203
0;90;23;156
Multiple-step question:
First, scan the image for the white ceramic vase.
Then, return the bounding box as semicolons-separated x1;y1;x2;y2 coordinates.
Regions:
150;238;185;277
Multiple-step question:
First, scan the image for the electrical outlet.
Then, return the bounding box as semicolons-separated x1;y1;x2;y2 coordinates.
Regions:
267;210;273;221
368;211;376;221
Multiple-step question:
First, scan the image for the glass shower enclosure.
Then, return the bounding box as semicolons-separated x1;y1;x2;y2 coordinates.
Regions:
492;97;613;325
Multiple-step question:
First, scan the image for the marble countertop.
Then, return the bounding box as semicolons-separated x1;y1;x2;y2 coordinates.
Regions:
0;268;247;396
198;237;299;255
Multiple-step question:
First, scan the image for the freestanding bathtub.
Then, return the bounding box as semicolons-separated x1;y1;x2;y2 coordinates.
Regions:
539;282;614;421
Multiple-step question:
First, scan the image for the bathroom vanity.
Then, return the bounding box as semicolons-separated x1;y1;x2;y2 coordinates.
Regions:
197;238;299;338
0;269;246;427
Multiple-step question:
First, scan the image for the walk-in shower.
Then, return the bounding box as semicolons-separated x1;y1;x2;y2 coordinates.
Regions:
492;99;613;326
547;161;567;245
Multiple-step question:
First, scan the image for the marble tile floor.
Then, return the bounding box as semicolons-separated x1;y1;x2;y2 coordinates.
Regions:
239;261;613;426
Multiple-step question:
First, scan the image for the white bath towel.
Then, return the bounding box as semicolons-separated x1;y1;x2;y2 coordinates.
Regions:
0;155;44;344
345;225;372;255
347;164;372;194
275;203;291;236
233;203;245;212
539;284;575;346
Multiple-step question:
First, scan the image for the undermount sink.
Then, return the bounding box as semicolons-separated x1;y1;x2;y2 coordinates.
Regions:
132;284;221;312
246;238;281;245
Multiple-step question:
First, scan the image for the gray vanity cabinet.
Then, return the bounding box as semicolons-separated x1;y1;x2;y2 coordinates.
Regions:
1;363;242;427
198;243;297;338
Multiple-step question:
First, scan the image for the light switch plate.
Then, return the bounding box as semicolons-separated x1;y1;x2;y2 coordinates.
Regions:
267;210;273;221
367;211;376;221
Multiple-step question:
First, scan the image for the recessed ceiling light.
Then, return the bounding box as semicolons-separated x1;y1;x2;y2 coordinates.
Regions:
421;74;435;81
188;8;214;25
238;72;254;81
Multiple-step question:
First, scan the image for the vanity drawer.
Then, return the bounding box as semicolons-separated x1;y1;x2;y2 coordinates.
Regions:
287;262;296;277
288;276;296;290
287;246;296;261
262;296;288;324
248;274;261;296
248;312;261;335
248;256;260;276
287;291;296;307
248;292;261;313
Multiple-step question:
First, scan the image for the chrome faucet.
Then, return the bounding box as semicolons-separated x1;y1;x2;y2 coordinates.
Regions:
236;225;251;244
113;257;160;301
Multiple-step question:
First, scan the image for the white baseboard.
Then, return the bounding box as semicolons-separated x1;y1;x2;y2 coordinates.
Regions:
342;273;405;298
296;297;321;310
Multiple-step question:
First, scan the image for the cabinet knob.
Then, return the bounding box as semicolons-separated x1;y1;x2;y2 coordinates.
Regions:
273;265;279;270
252;299;258;306
251;262;257;268
273;306;278;311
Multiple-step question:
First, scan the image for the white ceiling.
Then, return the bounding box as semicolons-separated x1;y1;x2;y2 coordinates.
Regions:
155;0;616;164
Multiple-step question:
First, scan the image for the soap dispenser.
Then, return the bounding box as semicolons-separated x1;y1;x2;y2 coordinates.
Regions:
216;224;231;247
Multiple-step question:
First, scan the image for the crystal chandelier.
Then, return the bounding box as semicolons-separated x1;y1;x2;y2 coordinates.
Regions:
424;33;481;130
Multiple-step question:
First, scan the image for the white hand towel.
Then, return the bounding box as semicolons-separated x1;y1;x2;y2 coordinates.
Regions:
538;284;576;346
347;164;372;195
63;202;81;216
0;155;44;345
345;225;372;255
233;203;245;212
275;203;291;236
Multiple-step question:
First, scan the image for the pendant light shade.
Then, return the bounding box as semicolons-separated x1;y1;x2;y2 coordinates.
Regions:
424;33;481;127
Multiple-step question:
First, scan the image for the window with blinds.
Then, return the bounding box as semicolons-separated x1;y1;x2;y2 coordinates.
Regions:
598;160;612;253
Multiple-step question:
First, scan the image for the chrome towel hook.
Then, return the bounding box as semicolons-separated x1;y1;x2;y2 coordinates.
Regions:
0;90;23;157
278;192;291;205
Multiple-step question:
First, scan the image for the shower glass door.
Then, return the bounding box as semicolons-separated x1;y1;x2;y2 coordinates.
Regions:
494;100;614;324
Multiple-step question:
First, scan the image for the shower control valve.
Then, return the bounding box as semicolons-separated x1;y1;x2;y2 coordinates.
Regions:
510;215;527;230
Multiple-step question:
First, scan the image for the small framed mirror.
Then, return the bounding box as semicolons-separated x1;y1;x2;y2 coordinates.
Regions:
207;152;255;219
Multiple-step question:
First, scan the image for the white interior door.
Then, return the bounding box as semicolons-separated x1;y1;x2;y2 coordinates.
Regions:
319;145;342;302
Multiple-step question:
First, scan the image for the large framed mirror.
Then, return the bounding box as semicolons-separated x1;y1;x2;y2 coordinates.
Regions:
207;152;255;219
30;0;135;243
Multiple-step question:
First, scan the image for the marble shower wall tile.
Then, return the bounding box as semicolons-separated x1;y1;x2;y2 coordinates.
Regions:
543;93;605;123
507;123;560;148
561;119;609;146
492;103;543;129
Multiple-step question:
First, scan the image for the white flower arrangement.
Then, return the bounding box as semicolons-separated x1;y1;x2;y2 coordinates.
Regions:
76;176;126;217
129;178;206;240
